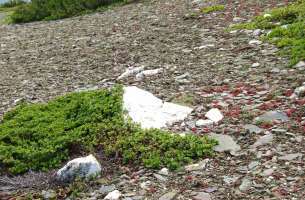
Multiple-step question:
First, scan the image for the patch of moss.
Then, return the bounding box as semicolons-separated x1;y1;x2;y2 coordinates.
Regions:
201;4;225;14
232;0;305;66
9;0;130;23
0;86;216;174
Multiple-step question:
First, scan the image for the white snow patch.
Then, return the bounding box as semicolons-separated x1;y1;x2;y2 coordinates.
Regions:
123;86;193;129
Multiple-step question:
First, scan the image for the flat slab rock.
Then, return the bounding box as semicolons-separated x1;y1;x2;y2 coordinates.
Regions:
255;111;289;122
208;133;241;155
123;86;193;129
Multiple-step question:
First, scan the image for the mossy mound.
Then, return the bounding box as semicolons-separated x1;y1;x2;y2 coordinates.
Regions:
0;86;217;174
232;0;305;65
9;0;128;23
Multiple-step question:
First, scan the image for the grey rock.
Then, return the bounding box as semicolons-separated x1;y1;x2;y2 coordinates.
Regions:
262;168;274;176
99;185;116;195
223;176;239;185
158;168;169;176
239;178;252;192
159;191;177;200
104;190;122;200
193;192;211;200
153;173;167;182
244;124;263;134
295;61;305;69
209;133;241;155
41;190;56;200
251;133;273;148
278;153;302;161
255;111;289;122
185;159;209;171
248;161;260;170
196;119;214;127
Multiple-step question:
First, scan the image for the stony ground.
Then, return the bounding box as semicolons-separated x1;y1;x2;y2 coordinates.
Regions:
1;0;305;199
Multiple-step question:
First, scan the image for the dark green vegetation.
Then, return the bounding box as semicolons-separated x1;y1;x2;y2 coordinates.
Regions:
233;0;305;65
0;86;216;174
0;0;26;8
201;4;225;14
10;0;129;23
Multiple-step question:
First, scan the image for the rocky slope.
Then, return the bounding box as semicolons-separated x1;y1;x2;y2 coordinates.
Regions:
0;0;304;199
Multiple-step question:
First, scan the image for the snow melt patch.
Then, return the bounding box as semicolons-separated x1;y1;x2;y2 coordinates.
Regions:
123;86;193;129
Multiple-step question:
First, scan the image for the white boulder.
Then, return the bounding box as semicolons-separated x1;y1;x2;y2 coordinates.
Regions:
56;154;101;182
123;86;193;129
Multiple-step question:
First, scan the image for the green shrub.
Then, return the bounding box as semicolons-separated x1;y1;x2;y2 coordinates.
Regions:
201;4;225;14
10;0;128;23
0;85;216;174
232;0;305;65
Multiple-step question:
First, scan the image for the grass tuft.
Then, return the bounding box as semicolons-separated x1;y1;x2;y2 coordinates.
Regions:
201;4;225;14
232;0;305;66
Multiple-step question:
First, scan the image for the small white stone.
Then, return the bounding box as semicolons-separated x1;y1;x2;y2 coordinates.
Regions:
195;119;214;127
253;29;262;36
158;168;169;176
251;63;260;68
205;108;223;123
249;39;262;45
117;66;144;80
135;68;163;80
295;61;305;69
104;190;122;200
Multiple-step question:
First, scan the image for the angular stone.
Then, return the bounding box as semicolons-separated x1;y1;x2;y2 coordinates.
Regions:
278;153;302;161
239;178;252;192
205;108;223;123
243;124;263;134
251;133;273;148
195;119;214;127
56;154;101;182
193;192;211;200
41;190;56;200
99;185;116;195
159;191;177;200
209;133;241;155
255;111;289;123
158;168;169;176
104;190;122;200
185;159;209;171
123;86;193;129
262;168;274;176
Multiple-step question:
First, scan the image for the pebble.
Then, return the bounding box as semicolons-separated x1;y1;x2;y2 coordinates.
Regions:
239;178;252;192
193;192;211;200
41;190;56;200
251;63;260;68
195;119;214;127
278;153;302;161
251;133;274;148
158;168;169;176
104;190;122;200
205;108;223;123
262;168;274;177
209;133;241;155
159;191;177;200
99;185;116;195
243;124;263;134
